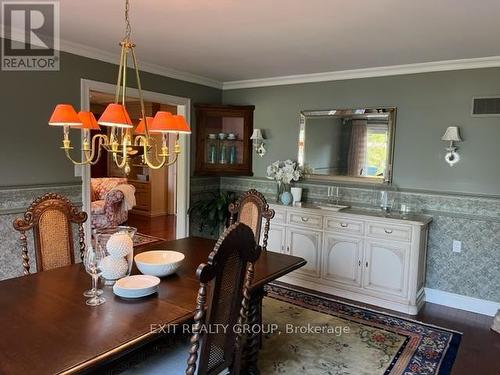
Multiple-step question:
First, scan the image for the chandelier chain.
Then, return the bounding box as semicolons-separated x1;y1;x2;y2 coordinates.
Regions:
124;0;131;40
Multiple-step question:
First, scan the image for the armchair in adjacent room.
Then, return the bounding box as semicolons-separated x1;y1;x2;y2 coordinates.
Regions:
90;178;136;229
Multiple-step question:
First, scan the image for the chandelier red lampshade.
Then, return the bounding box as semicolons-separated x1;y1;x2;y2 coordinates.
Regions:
171;115;191;134
48;104;82;127
77;111;101;130
97;103;133;128
149;111;191;134
149;111;175;133
135;116;154;134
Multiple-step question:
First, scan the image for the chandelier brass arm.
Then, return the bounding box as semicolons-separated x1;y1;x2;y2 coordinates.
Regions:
134;134;181;169
61;129;108;165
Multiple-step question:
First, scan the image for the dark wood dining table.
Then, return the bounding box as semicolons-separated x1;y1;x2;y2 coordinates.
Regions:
0;237;306;375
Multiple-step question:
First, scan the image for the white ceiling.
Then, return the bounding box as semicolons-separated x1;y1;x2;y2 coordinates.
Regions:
58;0;500;86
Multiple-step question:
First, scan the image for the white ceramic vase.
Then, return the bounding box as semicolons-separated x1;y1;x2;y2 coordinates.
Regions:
290;187;303;204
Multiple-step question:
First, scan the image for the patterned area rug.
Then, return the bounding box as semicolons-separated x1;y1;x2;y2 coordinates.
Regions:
261;285;461;375
133;233;165;248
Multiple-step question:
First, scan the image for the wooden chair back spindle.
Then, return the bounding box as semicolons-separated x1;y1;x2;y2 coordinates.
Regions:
228;189;275;251
186;223;261;375
13;193;88;275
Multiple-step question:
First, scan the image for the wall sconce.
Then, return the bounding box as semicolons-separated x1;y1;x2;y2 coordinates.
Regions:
441;126;462;166
250;128;266;157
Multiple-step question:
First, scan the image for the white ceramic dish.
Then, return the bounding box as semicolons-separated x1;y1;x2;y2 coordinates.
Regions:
113;286;158;299
113;275;160;298
134;250;185;277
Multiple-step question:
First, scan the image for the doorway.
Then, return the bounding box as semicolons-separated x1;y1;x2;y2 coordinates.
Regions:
80;79;191;245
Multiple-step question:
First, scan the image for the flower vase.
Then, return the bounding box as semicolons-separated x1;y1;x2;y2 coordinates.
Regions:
280;183;293;206
276;181;284;202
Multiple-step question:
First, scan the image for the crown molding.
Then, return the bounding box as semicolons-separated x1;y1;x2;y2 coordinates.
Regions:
222;56;500;90
0;28;222;88
3;29;500;91
60;39;223;89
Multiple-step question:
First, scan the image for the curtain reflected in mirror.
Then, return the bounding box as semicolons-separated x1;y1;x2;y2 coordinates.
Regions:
347;120;367;176
298;108;395;183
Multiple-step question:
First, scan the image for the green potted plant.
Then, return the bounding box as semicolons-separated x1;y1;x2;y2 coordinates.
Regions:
189;191;236;235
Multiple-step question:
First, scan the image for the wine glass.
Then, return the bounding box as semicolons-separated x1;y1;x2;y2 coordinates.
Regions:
83;246;103;297
85;246;106;306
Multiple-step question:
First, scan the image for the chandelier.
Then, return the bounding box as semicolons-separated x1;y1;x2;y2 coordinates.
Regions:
48;0;190;174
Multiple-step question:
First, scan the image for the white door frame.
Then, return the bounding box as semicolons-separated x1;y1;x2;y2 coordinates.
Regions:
80;79;191;244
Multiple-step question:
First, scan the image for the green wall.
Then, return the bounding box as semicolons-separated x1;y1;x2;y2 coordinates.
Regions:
223;68;500;195
0;45;222;187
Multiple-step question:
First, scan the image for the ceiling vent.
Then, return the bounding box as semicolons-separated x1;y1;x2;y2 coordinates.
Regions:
472;96;500;117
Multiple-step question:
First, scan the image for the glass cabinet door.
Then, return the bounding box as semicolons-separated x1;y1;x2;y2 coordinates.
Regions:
195;105;254;176
203;116;245;166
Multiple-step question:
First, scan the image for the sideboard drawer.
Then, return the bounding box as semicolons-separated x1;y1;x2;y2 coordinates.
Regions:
272;208;286;224
366;223;412;242
324;216;364;235
287;211;323;229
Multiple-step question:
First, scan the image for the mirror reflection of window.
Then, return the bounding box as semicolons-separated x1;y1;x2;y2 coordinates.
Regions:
365;124;388;178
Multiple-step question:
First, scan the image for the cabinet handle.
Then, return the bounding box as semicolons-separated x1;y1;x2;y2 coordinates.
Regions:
358;260;361;267
287;246;290;254
365;261;369;267
384;228;393;234
340;223;348;228
301;217;309;222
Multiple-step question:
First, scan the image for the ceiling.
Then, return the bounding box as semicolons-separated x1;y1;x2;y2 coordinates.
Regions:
58;0;500;86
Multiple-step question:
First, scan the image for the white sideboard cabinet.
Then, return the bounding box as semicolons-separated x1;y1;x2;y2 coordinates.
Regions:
261;204;432;315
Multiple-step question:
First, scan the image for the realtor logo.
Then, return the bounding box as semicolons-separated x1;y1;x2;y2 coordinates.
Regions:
1;1;60;71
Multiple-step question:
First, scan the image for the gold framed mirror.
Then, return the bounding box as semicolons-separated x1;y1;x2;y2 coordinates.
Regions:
298;107;396;184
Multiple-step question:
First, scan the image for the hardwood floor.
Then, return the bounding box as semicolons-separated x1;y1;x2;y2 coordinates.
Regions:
417;303;500;375
125;213;176;240
119;216;500;374
275;281;500;375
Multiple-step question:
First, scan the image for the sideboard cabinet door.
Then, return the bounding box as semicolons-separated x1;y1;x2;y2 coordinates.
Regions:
262;224;285;253
285;227;322;279
362;239;410;298
322;233;363;288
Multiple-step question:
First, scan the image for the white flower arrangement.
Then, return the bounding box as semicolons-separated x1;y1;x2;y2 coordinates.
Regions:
266;159;303;184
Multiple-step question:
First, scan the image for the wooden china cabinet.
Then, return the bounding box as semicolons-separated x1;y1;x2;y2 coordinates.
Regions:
194;104;255;176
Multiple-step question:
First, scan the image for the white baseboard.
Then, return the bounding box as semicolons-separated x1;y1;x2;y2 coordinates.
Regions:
425;288;500;316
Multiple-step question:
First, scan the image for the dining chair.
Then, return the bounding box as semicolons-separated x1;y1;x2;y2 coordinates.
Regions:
13;192;88;275
125;223;260;375
228;189;275;251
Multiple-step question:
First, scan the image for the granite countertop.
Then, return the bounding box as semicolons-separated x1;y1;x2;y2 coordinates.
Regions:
269;202;433;225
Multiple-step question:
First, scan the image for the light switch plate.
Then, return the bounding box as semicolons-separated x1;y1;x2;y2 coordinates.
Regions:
452;240;462;253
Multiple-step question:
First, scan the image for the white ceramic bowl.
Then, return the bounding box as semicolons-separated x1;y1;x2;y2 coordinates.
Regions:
134;250;185;277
